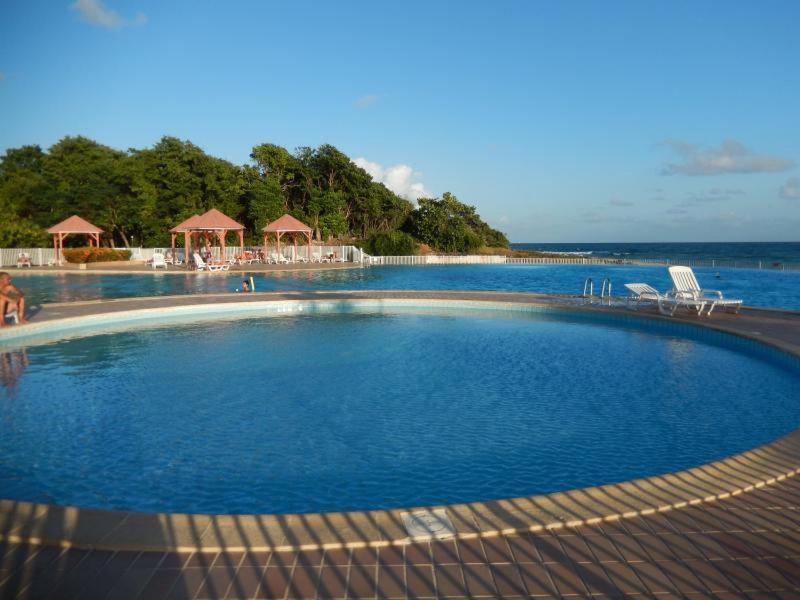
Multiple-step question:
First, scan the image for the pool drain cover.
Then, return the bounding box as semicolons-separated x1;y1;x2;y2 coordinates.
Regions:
401;509;455;540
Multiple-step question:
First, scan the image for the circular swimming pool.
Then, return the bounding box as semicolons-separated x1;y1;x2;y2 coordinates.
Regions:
1;302;798;515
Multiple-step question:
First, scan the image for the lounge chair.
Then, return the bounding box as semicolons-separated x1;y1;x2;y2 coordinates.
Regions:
16;253;32;268
269;252;289;264
668;266;743;316
193;252;229;272
151;253;168;269
623;282;705;316
624;283;661;308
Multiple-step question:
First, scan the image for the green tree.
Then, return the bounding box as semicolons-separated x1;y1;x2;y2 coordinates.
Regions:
365;231;418;255
405;193;485;253
0;219;49;247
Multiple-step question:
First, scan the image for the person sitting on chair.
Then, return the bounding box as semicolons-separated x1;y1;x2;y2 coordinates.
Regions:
0;272;28;327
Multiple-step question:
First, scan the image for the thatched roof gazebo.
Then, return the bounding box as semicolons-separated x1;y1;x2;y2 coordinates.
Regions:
169;209;244;268
47;215;104;265
263;214;313;262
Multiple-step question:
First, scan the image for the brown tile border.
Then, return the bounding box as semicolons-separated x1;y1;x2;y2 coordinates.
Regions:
1;291;799;554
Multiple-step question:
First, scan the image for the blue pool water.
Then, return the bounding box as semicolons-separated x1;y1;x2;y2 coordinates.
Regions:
1;306;798;514
12;264;800;309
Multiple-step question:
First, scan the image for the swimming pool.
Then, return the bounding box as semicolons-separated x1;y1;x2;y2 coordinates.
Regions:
12;264;800;310
2;301;798;515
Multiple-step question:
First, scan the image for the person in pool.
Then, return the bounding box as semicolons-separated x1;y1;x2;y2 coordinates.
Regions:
241;280;250;293
0;272;28;326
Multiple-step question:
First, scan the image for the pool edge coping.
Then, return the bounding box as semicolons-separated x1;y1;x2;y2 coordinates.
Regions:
2;291;800;553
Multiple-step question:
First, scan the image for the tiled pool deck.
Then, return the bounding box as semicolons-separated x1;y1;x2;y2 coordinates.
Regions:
2;291;800;598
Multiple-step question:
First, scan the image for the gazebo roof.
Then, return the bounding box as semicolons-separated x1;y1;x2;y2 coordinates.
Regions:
190;208;244;231
47;215;104;234
169;214;201;233
263;214;312;233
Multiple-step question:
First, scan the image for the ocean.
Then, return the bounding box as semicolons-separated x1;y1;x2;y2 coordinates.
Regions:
512;242;800;264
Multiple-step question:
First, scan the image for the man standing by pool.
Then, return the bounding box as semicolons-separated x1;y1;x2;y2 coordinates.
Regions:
0;272;28;326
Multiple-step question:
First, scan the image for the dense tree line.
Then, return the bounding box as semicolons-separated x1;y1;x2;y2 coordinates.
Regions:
0;135;508;253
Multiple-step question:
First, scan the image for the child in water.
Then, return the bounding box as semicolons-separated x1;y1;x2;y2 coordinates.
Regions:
241;280;250;293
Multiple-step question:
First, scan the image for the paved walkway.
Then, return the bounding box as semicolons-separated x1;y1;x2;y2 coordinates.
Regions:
3;475;800;598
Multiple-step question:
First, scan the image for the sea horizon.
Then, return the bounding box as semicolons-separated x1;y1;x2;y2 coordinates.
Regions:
511;241;800;263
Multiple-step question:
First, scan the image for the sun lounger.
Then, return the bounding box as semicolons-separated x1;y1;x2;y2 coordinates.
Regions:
151;253;168;269
16;253;32;268
657;293;707;317
269;252;289;264
193;252;229;271
624;283;661;308
668;266;743;315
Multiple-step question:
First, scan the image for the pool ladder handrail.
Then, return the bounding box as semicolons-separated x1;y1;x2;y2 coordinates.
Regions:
600;277;612;300
583;277;612;304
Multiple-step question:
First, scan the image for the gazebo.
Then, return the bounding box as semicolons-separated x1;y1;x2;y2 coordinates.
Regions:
170;208;244;266
47;215;104;265
263;214;313;262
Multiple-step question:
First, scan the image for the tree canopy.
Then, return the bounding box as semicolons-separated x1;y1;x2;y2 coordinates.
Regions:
0;136;508;252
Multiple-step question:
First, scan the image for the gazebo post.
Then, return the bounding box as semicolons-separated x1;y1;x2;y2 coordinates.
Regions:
53;234;59;265
184;231;191;267
276;232;282;258
218;229;226;263
306;232;312;261
239;229;244;258
293;235;298;263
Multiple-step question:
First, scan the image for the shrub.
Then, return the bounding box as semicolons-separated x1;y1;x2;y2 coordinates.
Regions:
62;247;132;263
364;231;418;256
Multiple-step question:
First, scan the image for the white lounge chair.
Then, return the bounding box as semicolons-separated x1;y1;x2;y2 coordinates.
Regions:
668;266;743;316
624;283;661;308
151;253;168;269
16;253;32;268
269;252;289;264
193;252;229;272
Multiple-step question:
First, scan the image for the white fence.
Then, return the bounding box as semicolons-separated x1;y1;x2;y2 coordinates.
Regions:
2;246;798;271
367;254;505;266
1;245;365;267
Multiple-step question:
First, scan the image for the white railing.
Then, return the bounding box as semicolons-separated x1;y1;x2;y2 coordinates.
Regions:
505;257;612;265
2;245;798;272
368;254;506;266
0;245;363;267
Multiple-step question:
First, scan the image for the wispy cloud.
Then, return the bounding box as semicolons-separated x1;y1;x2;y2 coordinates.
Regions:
608;198;634;207
680;188;743;205
780;177;800;200
660;138;793;176
71;0;147;28
353;157;431;201
354;94;379;108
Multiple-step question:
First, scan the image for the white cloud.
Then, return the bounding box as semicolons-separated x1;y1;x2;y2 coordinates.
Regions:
71;0;146;28
780;177;800;200
355;94;379;108
660;138;793;176
609;198;634;207
353;157;432;201
678;188;744;206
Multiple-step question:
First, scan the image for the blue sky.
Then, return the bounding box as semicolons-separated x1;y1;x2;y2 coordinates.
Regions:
1;1;799;242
